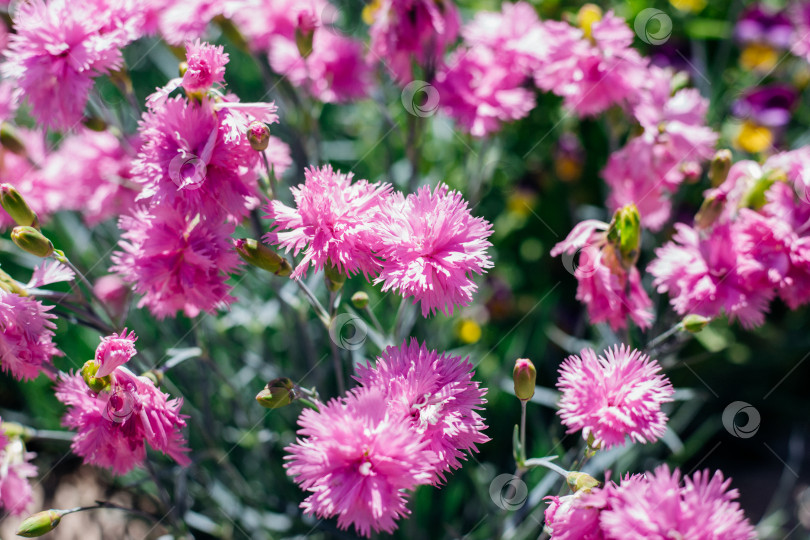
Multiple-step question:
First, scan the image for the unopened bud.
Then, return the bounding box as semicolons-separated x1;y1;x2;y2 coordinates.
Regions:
178;61;189;77
275;258;292;277
235;238;288;275
513;358;536;401
82;116;107;132
0;122;27;155
11;226;54;257
681;314;710;333
324;263;346;293
740;173;779;210
295;12;317;58
256;377;301;409
351;291;369;309
566;471;600;493
695;193;726;229
0;267;25;295
16;509;63;537
681;161;701;183
81;360;110;393
709;150;732;187
142;369;164;387
577;4;602;39
0;184;38;228
607;204;641;270
247;121;271;151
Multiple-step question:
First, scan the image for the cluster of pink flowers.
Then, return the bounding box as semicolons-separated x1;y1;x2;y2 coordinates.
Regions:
544;465;756;540
556;345;674;449
285;339;487;536
1;0;141;130
112;40;284;319
550;218;653;330
265;165;493;316
0;289;61;381
649;147;810;328
55;330;190;475
234;0;370;103
604;66;718;231
0;417;38;516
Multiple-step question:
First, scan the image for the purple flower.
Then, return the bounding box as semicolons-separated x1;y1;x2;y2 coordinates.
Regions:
732;85;798;128
736;4;794;49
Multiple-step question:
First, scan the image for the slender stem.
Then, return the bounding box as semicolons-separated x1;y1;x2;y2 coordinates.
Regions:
260;151;277;199
295;280;330;326
646;322;683;353
329;290;346;395
59;256;118;329
520;400;528;465
364;304;385;337
392;296;407;342
523;457;570;478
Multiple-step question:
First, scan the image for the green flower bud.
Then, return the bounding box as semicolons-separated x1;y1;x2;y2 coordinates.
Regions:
0;267;26;295
275;258;293;277
739;172;780;210
513;358;536;401
16;509;63;537
708;149;732;187
0;184;39;229
82;116;108;132
81;360;110;393
682;314;711;333
295;27;315;59
142;369;164;387
247;121;271;151
351;291;369;309
324;263;347;293
0;122;27;155
256;377;301;409
695;193;725;229
11;226;54;258
234;239;287;275
566;471;600;493
607;204;641;270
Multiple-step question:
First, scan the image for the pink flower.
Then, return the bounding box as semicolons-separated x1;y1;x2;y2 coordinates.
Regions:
556;345;674;449
535;12;648;116
284;387;432;537
268;30;371;103
368;0;460;82
544;490;607;540
133;96;265;221
264;165;392;280
462;1;549;74
0;417;38;516
0;290;60;381
111;206;240;319
38;129;139;225
599;466;756;540
435;45;536;137
94;329;137;378
376;184;493;317
355;339;488;481
155;0;242;45
1;0;138;130
648;222;774;328
791;3;810;63
182;39;229;93
550;220;653;330
55;366;190;476
233;0;326;52
604;67;717;231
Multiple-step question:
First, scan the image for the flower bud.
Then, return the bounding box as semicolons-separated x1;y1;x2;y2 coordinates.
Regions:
275;258;292;277
0;122;27;155
324;263;346;293
142;369;164;387
11;226;54;257
295;12;317;58
681;161;701;184
235;238;287;275
577;4;602;40
247;121;271;151
82;115;108;132
695;193;726;229
256;377;301;409
81;360;110;393
351;291;369;309
16;509;63;537
0;184;39;228
709;149;732;187
681;314;711;333
739;173;779;210
178;61;189;77
513;358;536;401
0;267;25;295
566;471;600;493
607;204;641;270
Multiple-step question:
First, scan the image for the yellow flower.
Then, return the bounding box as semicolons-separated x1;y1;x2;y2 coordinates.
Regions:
734;120;773;154
457;319;482;344
669;0;707;13
739;43;779;72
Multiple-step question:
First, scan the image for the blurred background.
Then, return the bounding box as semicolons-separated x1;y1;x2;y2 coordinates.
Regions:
2;0;810;538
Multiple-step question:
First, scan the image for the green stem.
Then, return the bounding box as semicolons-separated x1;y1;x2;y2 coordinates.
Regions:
520;400;528;465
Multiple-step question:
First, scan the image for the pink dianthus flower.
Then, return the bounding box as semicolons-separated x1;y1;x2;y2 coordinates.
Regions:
556;345;673;449
0;417;38;516
182;39;229;93
355;339;488;481
284;387;432;537
0;290;60;381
